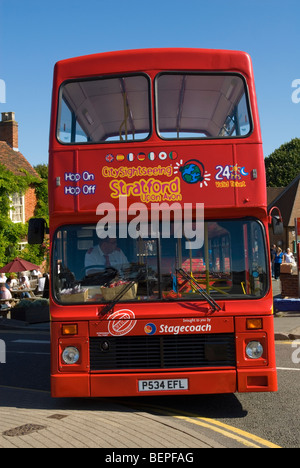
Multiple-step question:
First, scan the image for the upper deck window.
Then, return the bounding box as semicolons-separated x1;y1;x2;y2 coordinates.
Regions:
57;75;151;144
156;73;252;139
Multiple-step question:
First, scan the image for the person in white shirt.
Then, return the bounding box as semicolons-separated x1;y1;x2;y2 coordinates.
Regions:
19;276;31;298
37;274;47;293
31;269;42;278
0;273;7;284
10;276;18;288
85;238;129;275
284;248;296;265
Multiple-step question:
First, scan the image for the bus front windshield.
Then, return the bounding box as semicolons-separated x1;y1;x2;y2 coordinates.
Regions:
52;219;268;305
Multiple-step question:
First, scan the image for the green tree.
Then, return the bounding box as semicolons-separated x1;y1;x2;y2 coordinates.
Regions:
32;164;49;223
0;162;49;268
21;164;49;267
0;163;35;266
265;138;300;187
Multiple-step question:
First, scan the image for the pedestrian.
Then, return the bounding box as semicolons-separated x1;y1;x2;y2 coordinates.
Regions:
0;283;12;308
9;274;18;288
283;248;296;265
274;247;284;280
19;276;31;298
0;273;7;284
36;273;47;295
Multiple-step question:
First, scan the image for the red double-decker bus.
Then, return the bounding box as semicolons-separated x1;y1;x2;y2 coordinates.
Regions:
34;48;278;397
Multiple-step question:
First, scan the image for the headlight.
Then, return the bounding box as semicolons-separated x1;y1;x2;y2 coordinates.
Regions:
246;341;263;359
62;346;80;365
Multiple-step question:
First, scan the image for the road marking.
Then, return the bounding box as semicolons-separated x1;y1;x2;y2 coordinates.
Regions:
12;339;50;344
130;403;282;449
165;412;261;448
193;415;281;449
277;367;300;371
7;351;50;355
0;384;50;394
276;341;295;345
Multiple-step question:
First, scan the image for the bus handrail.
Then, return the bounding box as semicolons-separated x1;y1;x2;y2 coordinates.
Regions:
176;268;222;312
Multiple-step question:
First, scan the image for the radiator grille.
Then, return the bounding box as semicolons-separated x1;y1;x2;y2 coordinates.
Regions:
89;333;236;371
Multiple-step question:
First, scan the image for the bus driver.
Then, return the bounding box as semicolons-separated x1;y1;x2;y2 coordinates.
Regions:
84;238;129;275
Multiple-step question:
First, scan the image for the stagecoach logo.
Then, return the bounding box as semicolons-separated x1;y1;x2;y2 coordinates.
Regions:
107;309;137;336
144;323;157;335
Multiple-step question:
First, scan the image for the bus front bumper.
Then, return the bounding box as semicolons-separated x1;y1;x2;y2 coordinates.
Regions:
51;367;277;398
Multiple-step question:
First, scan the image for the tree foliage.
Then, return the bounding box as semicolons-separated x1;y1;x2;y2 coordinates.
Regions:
0;162;48;268
20;164;49;267
0;163;32;266
265;138;300;187
32;164;49;223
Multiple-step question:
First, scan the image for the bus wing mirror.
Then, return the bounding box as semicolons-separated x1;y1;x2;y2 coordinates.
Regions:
268;207;284;235
272;216;284;235
28;218;48;244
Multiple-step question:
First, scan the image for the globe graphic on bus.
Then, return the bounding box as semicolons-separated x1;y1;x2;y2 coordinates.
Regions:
179;161;204;184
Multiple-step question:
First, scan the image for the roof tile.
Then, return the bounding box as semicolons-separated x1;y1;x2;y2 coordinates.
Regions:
0;141;39;178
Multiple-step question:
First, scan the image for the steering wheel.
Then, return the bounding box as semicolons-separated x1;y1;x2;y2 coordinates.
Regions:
81;265;118;286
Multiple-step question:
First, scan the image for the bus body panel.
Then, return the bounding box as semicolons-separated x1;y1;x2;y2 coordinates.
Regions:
50;313;277;397
51;369;278;398
49;143;266;217
47;48;277;397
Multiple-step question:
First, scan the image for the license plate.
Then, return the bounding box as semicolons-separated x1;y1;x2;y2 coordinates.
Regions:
138;378;188;392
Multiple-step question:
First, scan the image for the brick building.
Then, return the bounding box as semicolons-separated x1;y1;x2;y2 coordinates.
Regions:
267;174;300;254
0;112;39;226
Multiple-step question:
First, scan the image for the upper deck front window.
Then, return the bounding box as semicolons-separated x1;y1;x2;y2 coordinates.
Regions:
57;74;151;144
156;73;252;139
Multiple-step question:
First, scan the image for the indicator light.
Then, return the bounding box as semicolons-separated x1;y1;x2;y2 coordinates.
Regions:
62;324;78;335
246;318;263;330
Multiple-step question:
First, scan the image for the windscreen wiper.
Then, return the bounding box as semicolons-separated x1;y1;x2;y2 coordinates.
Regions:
99;268;146;316
176;268;221;312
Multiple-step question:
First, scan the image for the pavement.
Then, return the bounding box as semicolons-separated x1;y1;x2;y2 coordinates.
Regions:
0;279;299;448
272;277;300;341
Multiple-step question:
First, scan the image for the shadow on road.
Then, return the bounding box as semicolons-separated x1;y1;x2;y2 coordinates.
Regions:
0;385;247;420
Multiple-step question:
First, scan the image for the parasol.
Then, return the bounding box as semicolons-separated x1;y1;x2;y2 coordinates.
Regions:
0;257;40;274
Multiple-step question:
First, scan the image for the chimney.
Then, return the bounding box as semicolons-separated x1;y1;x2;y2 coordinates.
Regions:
0;112;19;151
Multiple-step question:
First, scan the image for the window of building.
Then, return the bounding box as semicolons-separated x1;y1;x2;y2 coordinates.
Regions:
10;193;25;223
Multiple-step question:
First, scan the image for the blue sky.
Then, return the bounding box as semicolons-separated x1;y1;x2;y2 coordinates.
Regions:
0;0;299;167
